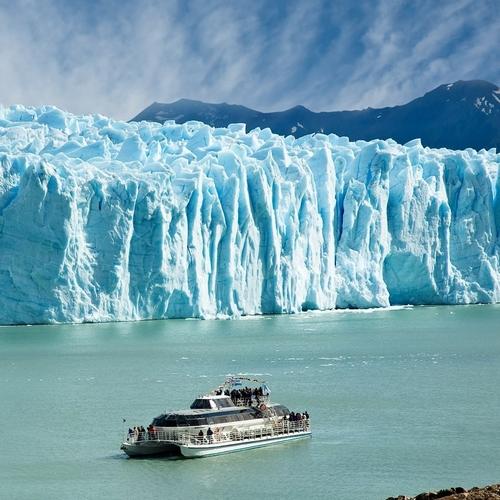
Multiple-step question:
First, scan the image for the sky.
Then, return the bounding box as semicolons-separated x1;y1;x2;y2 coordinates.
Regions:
0;0;498;120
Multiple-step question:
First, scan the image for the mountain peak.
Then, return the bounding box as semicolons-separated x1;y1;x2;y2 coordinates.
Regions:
446;79;498;90
131;80;500;150
430;80;499;98
288;104;310;112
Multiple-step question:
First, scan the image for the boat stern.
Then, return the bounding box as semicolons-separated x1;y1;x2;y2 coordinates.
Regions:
121;440;181;458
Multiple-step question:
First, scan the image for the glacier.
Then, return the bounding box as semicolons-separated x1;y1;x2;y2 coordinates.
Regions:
0;104;499;324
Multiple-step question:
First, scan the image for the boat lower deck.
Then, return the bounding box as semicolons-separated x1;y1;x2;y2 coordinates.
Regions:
121;420;311;458
180;429;311;458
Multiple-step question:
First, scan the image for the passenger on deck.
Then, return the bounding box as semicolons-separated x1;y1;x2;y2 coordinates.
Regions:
207;427;214;443
198;429;204;443
147;424;155;439
230;389;238;403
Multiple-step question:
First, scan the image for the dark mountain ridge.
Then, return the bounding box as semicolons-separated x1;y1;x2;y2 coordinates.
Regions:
132;80;500;150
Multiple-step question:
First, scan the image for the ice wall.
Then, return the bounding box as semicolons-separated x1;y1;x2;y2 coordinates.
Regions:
0;105;498;324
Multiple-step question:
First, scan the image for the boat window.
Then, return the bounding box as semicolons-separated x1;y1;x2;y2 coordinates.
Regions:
176;415;188;426
153;414;211;427
166;415;178;426
190;399;212;409
215;398;233;408
153;408;260;428
212;415;232;424
152;414;178;427
186;416;208;426
272;405;290;417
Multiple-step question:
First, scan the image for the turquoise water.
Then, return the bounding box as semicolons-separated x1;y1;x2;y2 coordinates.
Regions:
1;305;500;500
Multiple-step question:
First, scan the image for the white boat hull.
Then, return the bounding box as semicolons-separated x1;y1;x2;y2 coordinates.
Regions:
179;430;311;458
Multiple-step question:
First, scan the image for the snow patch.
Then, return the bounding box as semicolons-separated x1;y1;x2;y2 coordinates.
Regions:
474;96;495;115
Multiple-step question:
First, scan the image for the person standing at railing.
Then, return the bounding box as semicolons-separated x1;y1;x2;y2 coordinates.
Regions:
198;429;204;443
214;427;221;442
207;427;213;444
230;389;238;404
138;425;145;441
147;424;155;440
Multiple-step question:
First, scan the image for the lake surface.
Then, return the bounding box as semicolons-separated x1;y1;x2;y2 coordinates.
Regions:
1;305;500;500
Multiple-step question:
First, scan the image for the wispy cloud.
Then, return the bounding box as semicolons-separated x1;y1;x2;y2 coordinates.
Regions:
0;0;498;119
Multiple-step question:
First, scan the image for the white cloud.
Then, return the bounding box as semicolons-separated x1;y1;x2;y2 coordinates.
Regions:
0;0;497;119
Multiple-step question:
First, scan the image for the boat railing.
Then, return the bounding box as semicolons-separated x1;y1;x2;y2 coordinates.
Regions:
124;419;310;447
185;420;310;445
124;429;179;444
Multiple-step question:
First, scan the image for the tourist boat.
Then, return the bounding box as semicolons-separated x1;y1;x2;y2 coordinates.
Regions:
120;376;311;458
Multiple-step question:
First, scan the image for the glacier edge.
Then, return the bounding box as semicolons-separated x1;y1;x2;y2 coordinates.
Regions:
0;105;498;324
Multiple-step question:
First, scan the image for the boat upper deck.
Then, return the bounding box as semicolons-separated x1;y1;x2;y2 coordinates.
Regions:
152;403;289;427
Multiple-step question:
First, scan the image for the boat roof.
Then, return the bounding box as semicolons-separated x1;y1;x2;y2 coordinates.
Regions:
197;394;231;400
223;375;267;386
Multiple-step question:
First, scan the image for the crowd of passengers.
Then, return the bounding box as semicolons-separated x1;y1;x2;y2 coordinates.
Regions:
128;424;158;441
286;411;309;422
214;386;268;405
128;426;146;440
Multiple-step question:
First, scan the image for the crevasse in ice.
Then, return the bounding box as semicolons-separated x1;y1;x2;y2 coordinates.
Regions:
0;105;498;324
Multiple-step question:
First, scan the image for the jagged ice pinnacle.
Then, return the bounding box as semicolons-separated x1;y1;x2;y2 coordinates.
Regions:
0;105;499;324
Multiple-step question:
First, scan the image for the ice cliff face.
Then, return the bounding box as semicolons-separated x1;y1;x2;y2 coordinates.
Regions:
0;105;499;324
